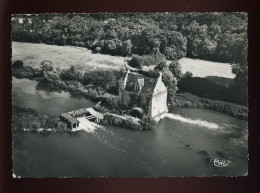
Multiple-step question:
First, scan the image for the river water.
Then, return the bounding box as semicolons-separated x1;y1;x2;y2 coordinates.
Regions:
12;77;248;177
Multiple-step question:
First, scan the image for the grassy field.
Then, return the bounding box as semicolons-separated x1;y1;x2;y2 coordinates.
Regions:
177;58;235;78
12;42;126;71
12;42;234;78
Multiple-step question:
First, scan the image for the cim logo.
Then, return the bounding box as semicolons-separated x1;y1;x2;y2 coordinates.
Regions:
211;158;232;167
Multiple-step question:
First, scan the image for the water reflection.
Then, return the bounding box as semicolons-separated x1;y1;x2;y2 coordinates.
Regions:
12;77;94;117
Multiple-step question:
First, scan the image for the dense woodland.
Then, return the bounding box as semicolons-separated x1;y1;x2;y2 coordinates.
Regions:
12;13;247;62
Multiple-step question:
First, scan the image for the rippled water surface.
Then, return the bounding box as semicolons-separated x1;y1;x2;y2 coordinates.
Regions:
12;77;248;177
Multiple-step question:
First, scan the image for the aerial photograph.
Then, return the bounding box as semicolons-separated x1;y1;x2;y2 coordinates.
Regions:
11;13;248;177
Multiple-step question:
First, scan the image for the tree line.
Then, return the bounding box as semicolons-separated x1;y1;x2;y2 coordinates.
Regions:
12;13;247;63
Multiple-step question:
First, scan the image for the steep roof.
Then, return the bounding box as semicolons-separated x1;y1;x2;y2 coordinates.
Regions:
87;107;104;118
60;113;79;124
123;72;157;95
140;77;157;95
132;107;145;114
68;108;89;116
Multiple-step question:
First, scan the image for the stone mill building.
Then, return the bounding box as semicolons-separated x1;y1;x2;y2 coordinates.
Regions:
119;70;168;121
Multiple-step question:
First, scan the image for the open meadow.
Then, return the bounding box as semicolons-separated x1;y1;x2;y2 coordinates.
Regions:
12;42;126;72
12;42;234;78
177;58;235;78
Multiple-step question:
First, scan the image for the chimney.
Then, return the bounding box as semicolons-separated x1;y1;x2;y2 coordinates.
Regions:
158;72;163;82
137;77;144;93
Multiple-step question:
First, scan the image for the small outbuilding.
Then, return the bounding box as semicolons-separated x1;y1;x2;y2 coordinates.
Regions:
129;107;145;119
60;113;79;129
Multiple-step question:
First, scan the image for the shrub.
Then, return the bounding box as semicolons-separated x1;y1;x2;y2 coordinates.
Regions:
12;60;24;68
72;41;86;47
83;69;124;91
12;66;42;79
40;60;54;71
141;115;156;130
103;114;141;130
182;71;193;79
95;47;101;53
138;69;159;78
60;66;83;81
129;54;166;69
12;105;68;132
169;60;182;80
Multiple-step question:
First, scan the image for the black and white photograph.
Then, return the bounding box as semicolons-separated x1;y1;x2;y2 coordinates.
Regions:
11;13;248;177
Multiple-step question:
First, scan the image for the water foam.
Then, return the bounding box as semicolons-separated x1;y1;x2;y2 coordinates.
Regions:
71;117;103;133
165;113;219;130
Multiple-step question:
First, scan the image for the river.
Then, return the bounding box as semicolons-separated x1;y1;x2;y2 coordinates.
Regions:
12;77;248;177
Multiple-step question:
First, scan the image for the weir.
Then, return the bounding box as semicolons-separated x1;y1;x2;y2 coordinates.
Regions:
165;113;219;130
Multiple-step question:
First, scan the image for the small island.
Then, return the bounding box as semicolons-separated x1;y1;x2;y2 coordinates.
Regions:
58;69;169;131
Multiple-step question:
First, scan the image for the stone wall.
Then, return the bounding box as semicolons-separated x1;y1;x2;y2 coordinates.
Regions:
150;73;168;118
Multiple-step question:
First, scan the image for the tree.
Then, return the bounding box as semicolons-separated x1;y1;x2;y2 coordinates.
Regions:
154;60;167;71
182;71;193;79
95;47;101;53
105;29;117;39
168;60;182;80
12;60;24;68
86;21;105;47
60;66;83;81
229;35;248;105
129;54;166;69
151;38;161;54
105;39;122;55
68;15;89;36
164;31;187;60
182;21;208;57
122;39;132;56
39;60;55;71
83;70;120;90
141;115;156;130
39;61;61;82
164;47;177;60
160;67;178;100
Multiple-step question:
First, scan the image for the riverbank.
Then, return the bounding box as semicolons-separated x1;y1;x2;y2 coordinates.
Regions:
12;75;153;132
12;104;149;134
42;77;248;121
101;113;142;130
12;65;248;121
12;105;70;134
171;92;248;120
